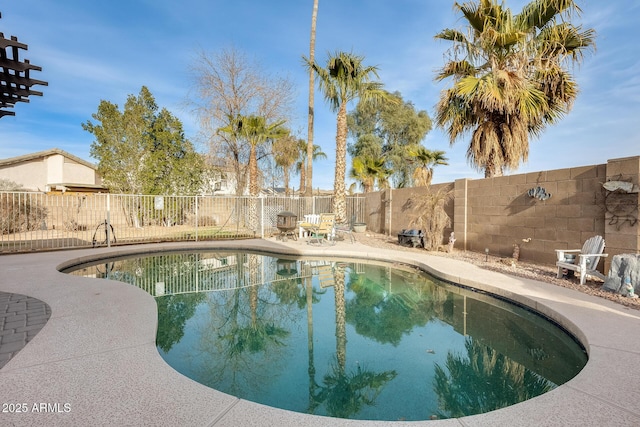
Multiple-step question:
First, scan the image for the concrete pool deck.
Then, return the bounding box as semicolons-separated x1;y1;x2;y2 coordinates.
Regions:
1;238;640;426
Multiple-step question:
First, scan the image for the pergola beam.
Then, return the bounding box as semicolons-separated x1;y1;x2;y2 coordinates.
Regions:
0;13;47;118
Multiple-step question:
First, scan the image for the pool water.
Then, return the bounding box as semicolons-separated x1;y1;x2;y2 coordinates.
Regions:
68;251;587;421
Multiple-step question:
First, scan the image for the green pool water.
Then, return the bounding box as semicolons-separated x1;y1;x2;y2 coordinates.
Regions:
67;250;587;421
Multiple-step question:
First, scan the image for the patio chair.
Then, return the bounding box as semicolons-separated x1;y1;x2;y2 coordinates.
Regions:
334;215;356;243
555;235;608;285
307;213;336;246
298;214;320;239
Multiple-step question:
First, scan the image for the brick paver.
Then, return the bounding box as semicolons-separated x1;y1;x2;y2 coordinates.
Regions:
0;291;51;369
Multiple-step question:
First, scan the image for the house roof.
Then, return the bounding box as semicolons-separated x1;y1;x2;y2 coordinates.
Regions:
0;148;97;170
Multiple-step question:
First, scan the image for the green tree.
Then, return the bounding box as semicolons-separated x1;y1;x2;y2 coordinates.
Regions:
348;91;432;187
349;155;390;193
305;51;390;222
83;86;204;195
409;146;449;187
435;0;595;177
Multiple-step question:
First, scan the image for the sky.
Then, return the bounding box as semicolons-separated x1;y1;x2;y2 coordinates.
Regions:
1;0;639;190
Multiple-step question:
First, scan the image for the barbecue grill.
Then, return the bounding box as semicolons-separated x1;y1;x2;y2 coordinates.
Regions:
398;229;424;248
276;211;298;241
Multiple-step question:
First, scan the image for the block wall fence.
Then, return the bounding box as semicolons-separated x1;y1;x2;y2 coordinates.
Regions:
363;156;640;273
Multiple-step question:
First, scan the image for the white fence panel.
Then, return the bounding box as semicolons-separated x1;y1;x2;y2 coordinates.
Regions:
0;191;365;253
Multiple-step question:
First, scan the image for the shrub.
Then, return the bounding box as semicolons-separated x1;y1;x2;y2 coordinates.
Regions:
0;179;24;191
408;188;453;251
0;193;48;234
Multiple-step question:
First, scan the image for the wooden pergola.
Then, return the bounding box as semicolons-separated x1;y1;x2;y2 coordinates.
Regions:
0;12;47;118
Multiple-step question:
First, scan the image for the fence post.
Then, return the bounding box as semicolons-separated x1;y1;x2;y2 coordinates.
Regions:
106;193;111;248
195;195;199;242
388;188;393;236
260;196;265;238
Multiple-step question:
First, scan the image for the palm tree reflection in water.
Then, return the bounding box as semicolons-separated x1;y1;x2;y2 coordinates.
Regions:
308;263;397;418
70;252;584;421
433;338;554;419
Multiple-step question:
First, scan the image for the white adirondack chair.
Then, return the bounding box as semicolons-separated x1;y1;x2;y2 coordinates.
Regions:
555;235;608;285
305;213;336;246
299;214;320;239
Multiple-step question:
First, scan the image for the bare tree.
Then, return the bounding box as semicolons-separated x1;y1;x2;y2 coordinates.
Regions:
188;46;295;195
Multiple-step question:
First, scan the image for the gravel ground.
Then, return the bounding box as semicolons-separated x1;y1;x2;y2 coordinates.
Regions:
355;232;640;311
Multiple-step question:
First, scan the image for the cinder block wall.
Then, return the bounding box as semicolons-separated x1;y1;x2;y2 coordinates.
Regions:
363;156;640;268
603;157;640;272
364;183;454;237
458;164;606;264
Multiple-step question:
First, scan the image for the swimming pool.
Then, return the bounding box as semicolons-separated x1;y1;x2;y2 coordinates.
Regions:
66;250;587;421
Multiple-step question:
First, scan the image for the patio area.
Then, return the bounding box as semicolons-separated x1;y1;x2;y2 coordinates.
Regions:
1;238;640;426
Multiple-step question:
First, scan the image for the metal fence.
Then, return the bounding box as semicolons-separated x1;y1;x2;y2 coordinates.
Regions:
0;192;365;253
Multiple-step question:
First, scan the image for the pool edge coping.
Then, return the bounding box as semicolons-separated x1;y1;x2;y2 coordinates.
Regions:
1;239;640;426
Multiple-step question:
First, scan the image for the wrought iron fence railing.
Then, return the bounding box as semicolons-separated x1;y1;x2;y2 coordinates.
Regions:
0;192;365;253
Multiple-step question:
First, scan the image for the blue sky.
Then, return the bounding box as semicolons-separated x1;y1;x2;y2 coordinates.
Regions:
1;0;639;189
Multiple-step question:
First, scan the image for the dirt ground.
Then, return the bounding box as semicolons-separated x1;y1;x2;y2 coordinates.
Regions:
355;231;640;311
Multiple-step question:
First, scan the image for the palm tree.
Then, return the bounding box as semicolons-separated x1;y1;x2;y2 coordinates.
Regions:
349;155;390;193
409;146;448;187
296;139;327;195
434;0;595;177
306;51;390;222
305;0;319;197
219;115;286;230
220;114;287;196
273;133;298;196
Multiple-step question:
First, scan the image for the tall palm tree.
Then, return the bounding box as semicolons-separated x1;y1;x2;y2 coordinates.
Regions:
296;139;326;195
349;155;390;193
305;0;319;197
409;146;449;187
306;51;389;222
435;0;595;177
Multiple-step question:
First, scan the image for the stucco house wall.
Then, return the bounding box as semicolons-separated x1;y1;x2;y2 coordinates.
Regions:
0;148;104;192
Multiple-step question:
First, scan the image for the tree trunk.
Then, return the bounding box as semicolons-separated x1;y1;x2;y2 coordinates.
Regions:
248;145;259;231
332;103;348;223
299;164;306;195
484;152;503;178
284;168;290;196
249;145;258;196
334;265;347;371
305;0;319;197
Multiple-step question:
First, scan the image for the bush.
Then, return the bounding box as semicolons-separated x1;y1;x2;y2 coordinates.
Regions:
0;194;48;234
408;188;453;251
64;219;88;231
0;179;24;191
197;215;218;227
